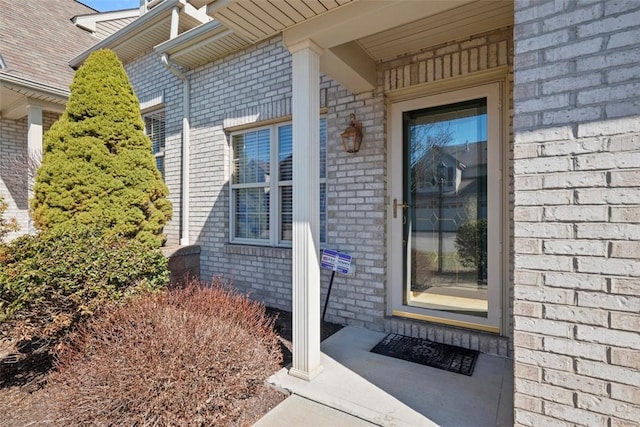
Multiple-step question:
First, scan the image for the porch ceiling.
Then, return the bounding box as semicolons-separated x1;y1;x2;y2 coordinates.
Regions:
176;0;512;93
357;1;514;63
69;0;210;68
0;74;68;120
202;0;352;44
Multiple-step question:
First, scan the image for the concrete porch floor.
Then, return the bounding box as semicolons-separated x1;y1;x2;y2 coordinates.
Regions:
257;326;513;427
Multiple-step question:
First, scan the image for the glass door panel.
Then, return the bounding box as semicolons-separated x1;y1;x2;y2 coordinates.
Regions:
403;98;489;317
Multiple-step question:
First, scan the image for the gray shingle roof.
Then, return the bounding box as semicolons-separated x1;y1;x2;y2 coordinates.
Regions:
0;0;100;91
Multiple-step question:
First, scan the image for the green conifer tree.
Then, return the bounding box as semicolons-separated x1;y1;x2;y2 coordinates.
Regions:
32;49;172;247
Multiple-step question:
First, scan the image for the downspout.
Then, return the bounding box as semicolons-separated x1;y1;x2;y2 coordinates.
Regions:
160;54;190;246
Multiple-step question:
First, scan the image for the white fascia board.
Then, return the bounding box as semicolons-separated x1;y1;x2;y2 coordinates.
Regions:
0;73;70;100
68;0;186;69
154;19;224;56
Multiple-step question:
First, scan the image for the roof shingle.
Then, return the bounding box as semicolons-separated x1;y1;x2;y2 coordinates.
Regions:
0;0;100;91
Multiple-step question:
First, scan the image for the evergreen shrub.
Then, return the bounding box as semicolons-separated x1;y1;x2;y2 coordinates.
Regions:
0;226;169;342
31;49;172;248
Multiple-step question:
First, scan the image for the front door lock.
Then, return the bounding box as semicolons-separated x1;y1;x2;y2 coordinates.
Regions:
393;198;409;218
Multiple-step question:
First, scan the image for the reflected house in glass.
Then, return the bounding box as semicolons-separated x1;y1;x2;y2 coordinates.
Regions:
404;98;490;317
412;143;488;234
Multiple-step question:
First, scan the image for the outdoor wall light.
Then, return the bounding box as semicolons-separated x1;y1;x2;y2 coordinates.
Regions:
340;112;363;153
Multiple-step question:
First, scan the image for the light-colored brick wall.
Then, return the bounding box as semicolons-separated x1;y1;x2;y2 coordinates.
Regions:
127;54;183;245
324;77;387;330
126;26;516;352
513;1;640;426
0;111;58;240
126;37;388;331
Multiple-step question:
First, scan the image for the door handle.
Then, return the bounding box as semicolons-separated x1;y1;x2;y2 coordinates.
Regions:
393;198;410;218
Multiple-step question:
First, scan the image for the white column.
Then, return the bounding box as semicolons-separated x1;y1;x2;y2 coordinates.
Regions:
289;40;323;381
170;6;180;39
27;104;43;233
27;105;43;160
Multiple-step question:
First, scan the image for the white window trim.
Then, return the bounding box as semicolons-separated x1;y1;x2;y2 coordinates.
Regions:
229;118;326;247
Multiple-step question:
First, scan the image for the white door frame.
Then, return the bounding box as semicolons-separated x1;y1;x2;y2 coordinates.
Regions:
387;80;505;333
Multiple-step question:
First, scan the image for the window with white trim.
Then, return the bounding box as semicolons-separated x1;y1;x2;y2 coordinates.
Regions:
230;118;327;246
143;110;166;178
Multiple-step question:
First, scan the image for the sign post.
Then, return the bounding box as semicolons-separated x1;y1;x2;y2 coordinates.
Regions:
320;249;353;322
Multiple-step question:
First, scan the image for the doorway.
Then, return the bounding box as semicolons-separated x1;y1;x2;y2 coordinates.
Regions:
389;82;503;332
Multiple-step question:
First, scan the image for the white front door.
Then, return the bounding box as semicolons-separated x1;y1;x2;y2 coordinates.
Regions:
389;82;503;333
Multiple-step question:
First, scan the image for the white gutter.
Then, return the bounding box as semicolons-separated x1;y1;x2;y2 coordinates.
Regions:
160;54;190;246
0;72;70;99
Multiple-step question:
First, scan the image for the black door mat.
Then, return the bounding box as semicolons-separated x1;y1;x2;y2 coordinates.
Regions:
370;333;479;376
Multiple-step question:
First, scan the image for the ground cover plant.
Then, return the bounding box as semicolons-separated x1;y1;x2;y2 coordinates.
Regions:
31;49;172;248
0;226;169;345
46;278;283;426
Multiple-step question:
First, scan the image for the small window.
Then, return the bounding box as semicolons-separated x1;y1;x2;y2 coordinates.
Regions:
230;118;327;246
143;110;166;178
232;129;271;240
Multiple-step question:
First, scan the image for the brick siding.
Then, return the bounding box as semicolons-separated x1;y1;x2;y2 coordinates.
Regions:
126;38;388;332
513;1;640;425
126;26;516;354
127;54;184;246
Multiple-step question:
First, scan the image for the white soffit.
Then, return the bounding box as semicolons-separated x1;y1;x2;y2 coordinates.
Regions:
69;0;209;68
357;1;515;62
205;0;353;44
155;20;251;70
0;77;68;119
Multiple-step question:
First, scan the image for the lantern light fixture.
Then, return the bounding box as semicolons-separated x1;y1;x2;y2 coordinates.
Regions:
340;112;363;153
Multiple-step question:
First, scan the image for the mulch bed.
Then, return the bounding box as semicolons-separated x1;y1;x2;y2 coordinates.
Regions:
267;307;343;367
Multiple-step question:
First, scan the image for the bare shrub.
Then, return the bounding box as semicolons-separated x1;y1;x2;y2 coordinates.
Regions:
48;278;282;426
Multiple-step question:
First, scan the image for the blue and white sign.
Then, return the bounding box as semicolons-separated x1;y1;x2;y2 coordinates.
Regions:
320;249;352;275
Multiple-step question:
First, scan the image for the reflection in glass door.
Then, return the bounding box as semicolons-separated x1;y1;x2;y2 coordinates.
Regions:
403;98;489;317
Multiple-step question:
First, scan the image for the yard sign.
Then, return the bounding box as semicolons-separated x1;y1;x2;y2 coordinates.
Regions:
320;249;353;321
320;249;352;274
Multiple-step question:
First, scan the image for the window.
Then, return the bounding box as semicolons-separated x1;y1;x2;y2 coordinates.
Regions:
143;110;166;178
231;119;327;245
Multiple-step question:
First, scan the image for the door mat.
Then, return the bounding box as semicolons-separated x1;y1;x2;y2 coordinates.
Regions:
370;333;479;376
